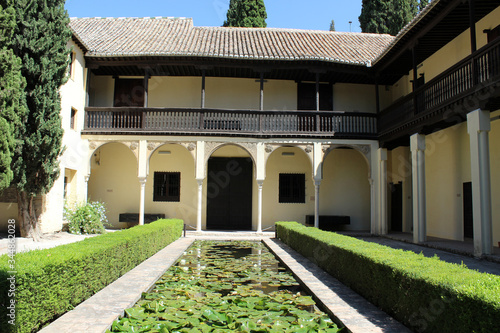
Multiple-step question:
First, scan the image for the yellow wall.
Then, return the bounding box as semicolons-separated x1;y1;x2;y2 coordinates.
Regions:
88;143;140;228
263;147;314;226
334;83;377;113
205;77;259;110
490;110;500;246
425;122;471;240
145;144;197;226
90;75;114;107
263;79;297;111
148;77;201;108
321;148;371;230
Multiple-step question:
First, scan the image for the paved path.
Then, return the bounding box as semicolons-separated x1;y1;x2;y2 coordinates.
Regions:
0;232;96;255
359;236;500;276
264;238;411;333
39;237;194;333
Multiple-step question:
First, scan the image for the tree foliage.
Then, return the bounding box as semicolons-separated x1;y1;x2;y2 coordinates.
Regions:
0;2;25;191
5;0;72;238
329;20;335;32
359;0;429;36
223;0;267;28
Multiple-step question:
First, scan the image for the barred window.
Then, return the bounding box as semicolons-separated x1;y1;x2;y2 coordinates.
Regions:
279;173;305;203
153;172;181;202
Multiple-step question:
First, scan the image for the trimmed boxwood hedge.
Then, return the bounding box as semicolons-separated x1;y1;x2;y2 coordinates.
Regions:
276;222;500;333
0;219;183;333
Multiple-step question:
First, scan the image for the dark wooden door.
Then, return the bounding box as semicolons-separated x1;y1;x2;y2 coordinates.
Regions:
206;157;253;230
463;182;474;238
390;182;403;232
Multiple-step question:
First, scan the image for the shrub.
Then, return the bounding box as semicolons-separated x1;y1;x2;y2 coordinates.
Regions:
276;222;500;333
64;201;108;234
0;219;183;333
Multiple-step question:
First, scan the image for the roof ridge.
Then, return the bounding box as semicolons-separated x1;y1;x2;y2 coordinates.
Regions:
70;16;193;21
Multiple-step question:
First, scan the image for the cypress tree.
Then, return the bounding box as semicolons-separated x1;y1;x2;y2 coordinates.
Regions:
359;0;391;34
359;0;425;35
0;2;25;190
329;20;336;32
223;0;239;27
223;0;267;28
8;0;72;239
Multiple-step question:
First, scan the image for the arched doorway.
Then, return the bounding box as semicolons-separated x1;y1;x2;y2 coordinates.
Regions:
206;145;254;230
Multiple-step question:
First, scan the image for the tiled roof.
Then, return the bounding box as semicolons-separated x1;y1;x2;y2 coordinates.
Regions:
69;17;395;66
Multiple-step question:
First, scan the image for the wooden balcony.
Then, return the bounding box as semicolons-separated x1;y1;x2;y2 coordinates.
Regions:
379;38;500;143
83;108;377;139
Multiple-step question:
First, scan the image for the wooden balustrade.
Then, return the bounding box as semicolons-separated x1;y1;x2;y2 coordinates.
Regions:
84;107;377;138
379;38;500;137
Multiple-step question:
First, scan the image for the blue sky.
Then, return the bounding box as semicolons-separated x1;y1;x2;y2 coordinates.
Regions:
65;0;363;33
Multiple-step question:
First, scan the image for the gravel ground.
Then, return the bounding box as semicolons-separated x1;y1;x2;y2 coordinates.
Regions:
0;231;99;255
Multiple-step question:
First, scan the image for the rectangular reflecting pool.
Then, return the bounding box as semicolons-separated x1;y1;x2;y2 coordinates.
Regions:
108;240;341;332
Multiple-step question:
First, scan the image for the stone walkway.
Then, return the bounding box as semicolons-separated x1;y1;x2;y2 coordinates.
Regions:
18;230;500;332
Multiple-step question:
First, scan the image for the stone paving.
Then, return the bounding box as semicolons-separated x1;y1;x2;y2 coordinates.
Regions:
39;237;194;333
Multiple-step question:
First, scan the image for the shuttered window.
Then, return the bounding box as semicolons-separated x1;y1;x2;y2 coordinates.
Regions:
279;173;305;203
153;172;181;202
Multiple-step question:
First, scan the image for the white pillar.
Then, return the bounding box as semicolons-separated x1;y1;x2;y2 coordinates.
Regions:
138;177;146;226
369;178;376;234
196;179;203;232
83;175;90;203
314;180;321;229
257;180;264;233
378;148;388;235
467;109;493;256
410;133;426;243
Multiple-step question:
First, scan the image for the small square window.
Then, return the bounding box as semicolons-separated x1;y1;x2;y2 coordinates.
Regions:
70;107;77;130
279;173;305;203
154;172;181;202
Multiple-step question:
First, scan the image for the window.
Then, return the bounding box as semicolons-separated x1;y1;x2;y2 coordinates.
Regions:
70;107;77;130
297;83;333;111
69;52;76;79
154;172;181;202
279;173;305;203
113;78;145;107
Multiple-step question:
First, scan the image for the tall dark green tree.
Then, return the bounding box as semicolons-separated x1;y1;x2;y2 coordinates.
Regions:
7;0;72;239
329;20;336;32
359;0;391;34
359;0;426;36
0;3;25;191
223;0;267;28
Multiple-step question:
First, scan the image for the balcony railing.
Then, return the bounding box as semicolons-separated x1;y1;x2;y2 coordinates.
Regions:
379;38;500;137
84;108;377;138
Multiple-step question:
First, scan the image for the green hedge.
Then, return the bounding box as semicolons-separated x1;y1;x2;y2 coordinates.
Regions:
276;222;500;333
0;219;183;333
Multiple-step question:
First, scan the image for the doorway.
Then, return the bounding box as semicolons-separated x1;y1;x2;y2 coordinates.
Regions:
463;182;473;239
206;157;253;230
390;182;403;232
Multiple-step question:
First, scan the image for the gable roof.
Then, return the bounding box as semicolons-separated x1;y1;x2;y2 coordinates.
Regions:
69;17;395;67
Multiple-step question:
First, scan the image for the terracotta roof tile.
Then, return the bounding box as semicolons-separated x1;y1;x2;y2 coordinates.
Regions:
69;17;395;66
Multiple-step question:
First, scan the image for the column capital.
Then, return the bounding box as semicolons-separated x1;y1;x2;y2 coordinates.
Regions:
377;148;388;161
467;109;491;134
138;177;147;185
257;179;265;187
410;133;426;152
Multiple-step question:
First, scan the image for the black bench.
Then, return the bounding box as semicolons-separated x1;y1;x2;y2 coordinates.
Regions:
305;215;350;231
119;213;165;224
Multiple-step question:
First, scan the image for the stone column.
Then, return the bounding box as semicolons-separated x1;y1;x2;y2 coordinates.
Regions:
314;180;321;228
138;177;147;226
83;174;90;203
467;109;493;256
196;179;203;232
378;148;388;235
410;133;426;243
257;180;264;233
